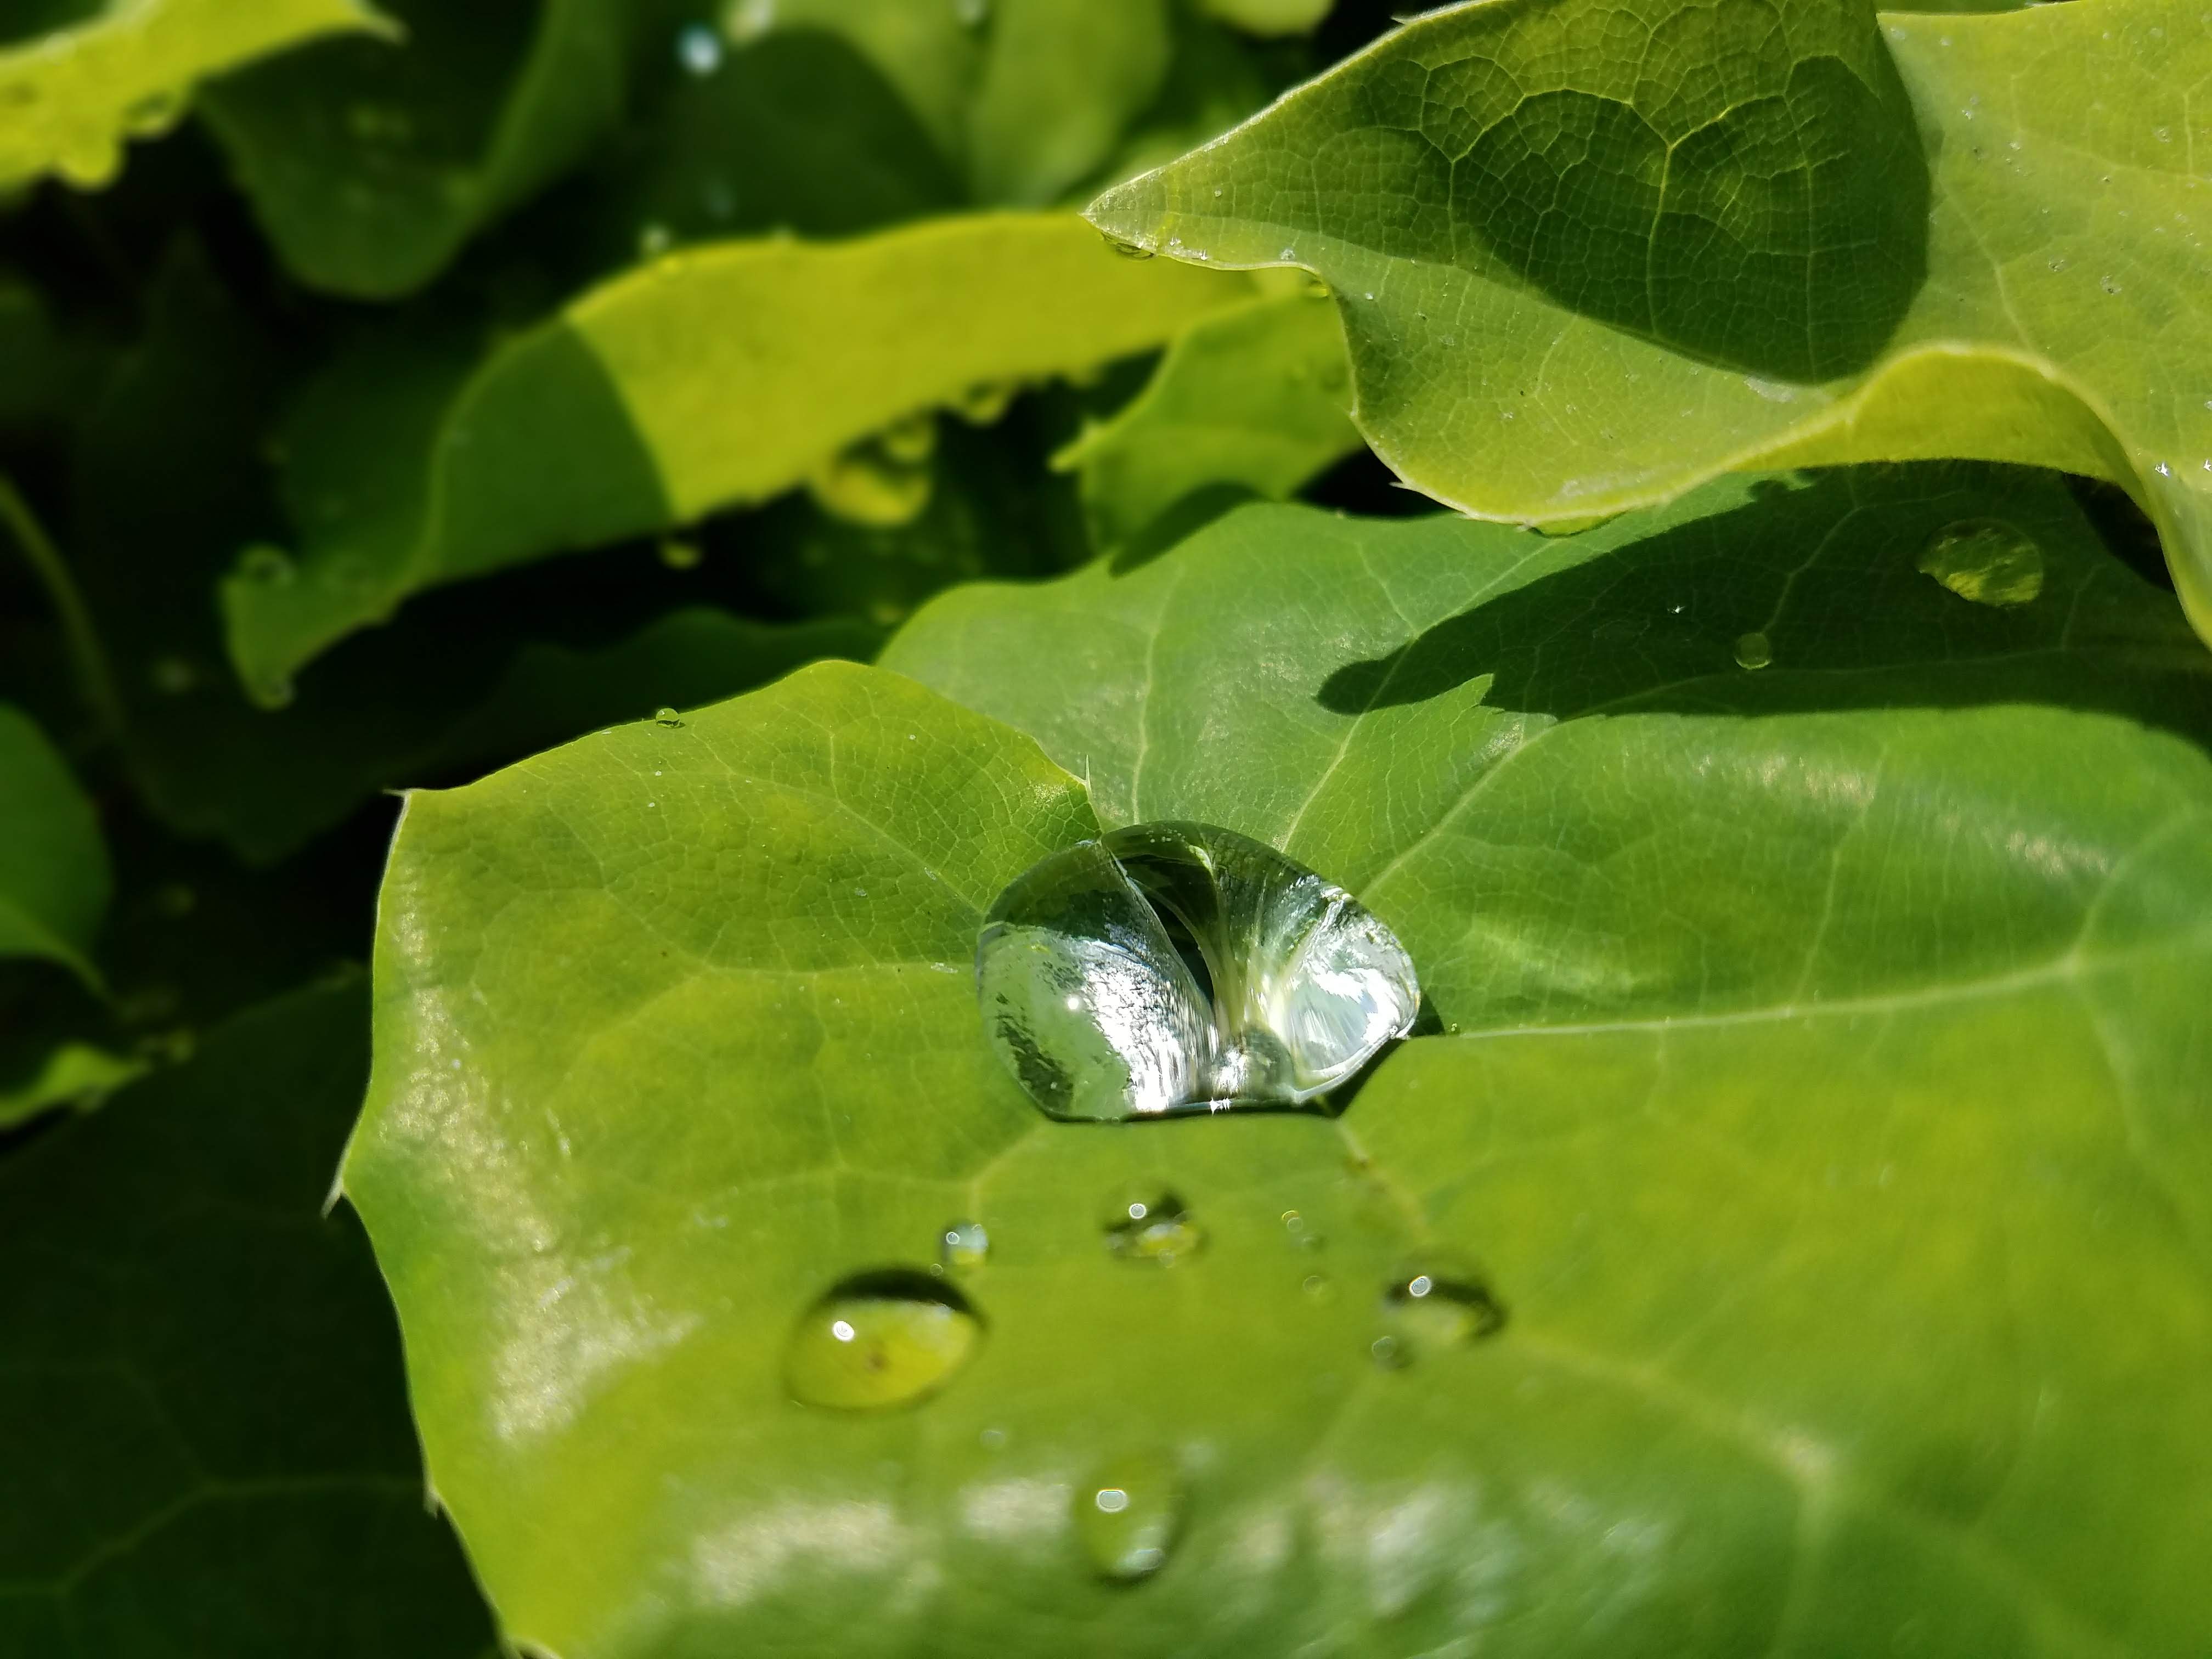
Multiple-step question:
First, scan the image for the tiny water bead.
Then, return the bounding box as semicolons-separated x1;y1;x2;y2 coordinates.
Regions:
1102;1188;1204;1266
1731;631;1774;671
653;707;684;727
976;822;1419;1121
1381;1260;1508;1359
1075;1451;1184;1582
1916;518;2045;608
784;1270;983;1410
940;1219;990;1272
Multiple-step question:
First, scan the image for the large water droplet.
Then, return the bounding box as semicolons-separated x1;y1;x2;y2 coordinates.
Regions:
1732;631;1773;671
940;1219;990;1271
1916;518;2044;607
977;822;1419;1121
1102;1187;1204;1266
1075;1451;1183;1581
1381;1257;1506;1358
784;1270;982;1410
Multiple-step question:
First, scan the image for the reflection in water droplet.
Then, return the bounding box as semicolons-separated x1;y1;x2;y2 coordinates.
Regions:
676;22;724;74
1075;1451;1183;1582
1383;1260;1508;1356
940;1219;990;1271
977;823;1419;1121
1732;631;1773;672
784;1270;982;1410
654;706;684;727
1916;518;2044;608
1102;1188;1204;1266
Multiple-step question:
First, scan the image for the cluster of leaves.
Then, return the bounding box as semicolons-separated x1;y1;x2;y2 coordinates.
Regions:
3;0;2209;1655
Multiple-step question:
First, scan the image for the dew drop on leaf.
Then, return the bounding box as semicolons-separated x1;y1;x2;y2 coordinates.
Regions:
1102;234;1155;261
1381;1258;1508;1357
1732;631;1774;671
783;1270;982;1410
1075;1450;1183;1582
653;707;683;727
939;1219;989;1271
1916;518;2045;608
1101;1187;1204;1266
975;822;1418;1120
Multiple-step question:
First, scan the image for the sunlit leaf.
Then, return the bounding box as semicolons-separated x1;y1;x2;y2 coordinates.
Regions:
0;0;385;193
348;464;2212;1656
217;212;1252;703
1088;0;2212;647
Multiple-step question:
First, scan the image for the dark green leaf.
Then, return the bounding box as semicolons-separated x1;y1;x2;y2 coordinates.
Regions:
200;0;634;298
0;977;495;1656
0;701;106;985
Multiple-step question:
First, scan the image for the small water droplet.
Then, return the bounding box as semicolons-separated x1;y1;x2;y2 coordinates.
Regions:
940;1220;989;1271
1075;1451;1183;1582
1103;234;1155;260
123;88;188;138
979;1425;1007;1450
784;1270;982;1410
1369;1333;1408;1369
977;823;1419;1120
676;22;723;74
2100;274;2122;295
239;547;295;587
1382;1258;1506;1355
654;707;684;727
1102;1187;1204;1266
2154;126;2172;143
950;380;1018;425
2047;256;2070;273
1916;518;2045;607
1732;631;1774;671
1302;1272;1335;1303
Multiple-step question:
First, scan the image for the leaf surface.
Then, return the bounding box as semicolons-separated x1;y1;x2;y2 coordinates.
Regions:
0;703;108;986
351;465;2212;1656
1087;0;2212;647
1056;289;1362;551
218;213;1253;703
0;0;384;193
199;0;633;298
0;979;494;1655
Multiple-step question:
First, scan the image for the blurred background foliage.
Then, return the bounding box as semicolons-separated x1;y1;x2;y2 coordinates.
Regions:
0;1;1432;1645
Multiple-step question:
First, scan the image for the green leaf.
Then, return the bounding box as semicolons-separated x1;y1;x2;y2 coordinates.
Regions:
0;703;108;987
1087;0;2212;648
0;1040;144;1132
0;0;386;193
750;0;1177;205
0;978;495;1654
218;212;1253;704
199;0;634;298
1195;0;1335;37
348;464;2212;1655
1056;288;1362;552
